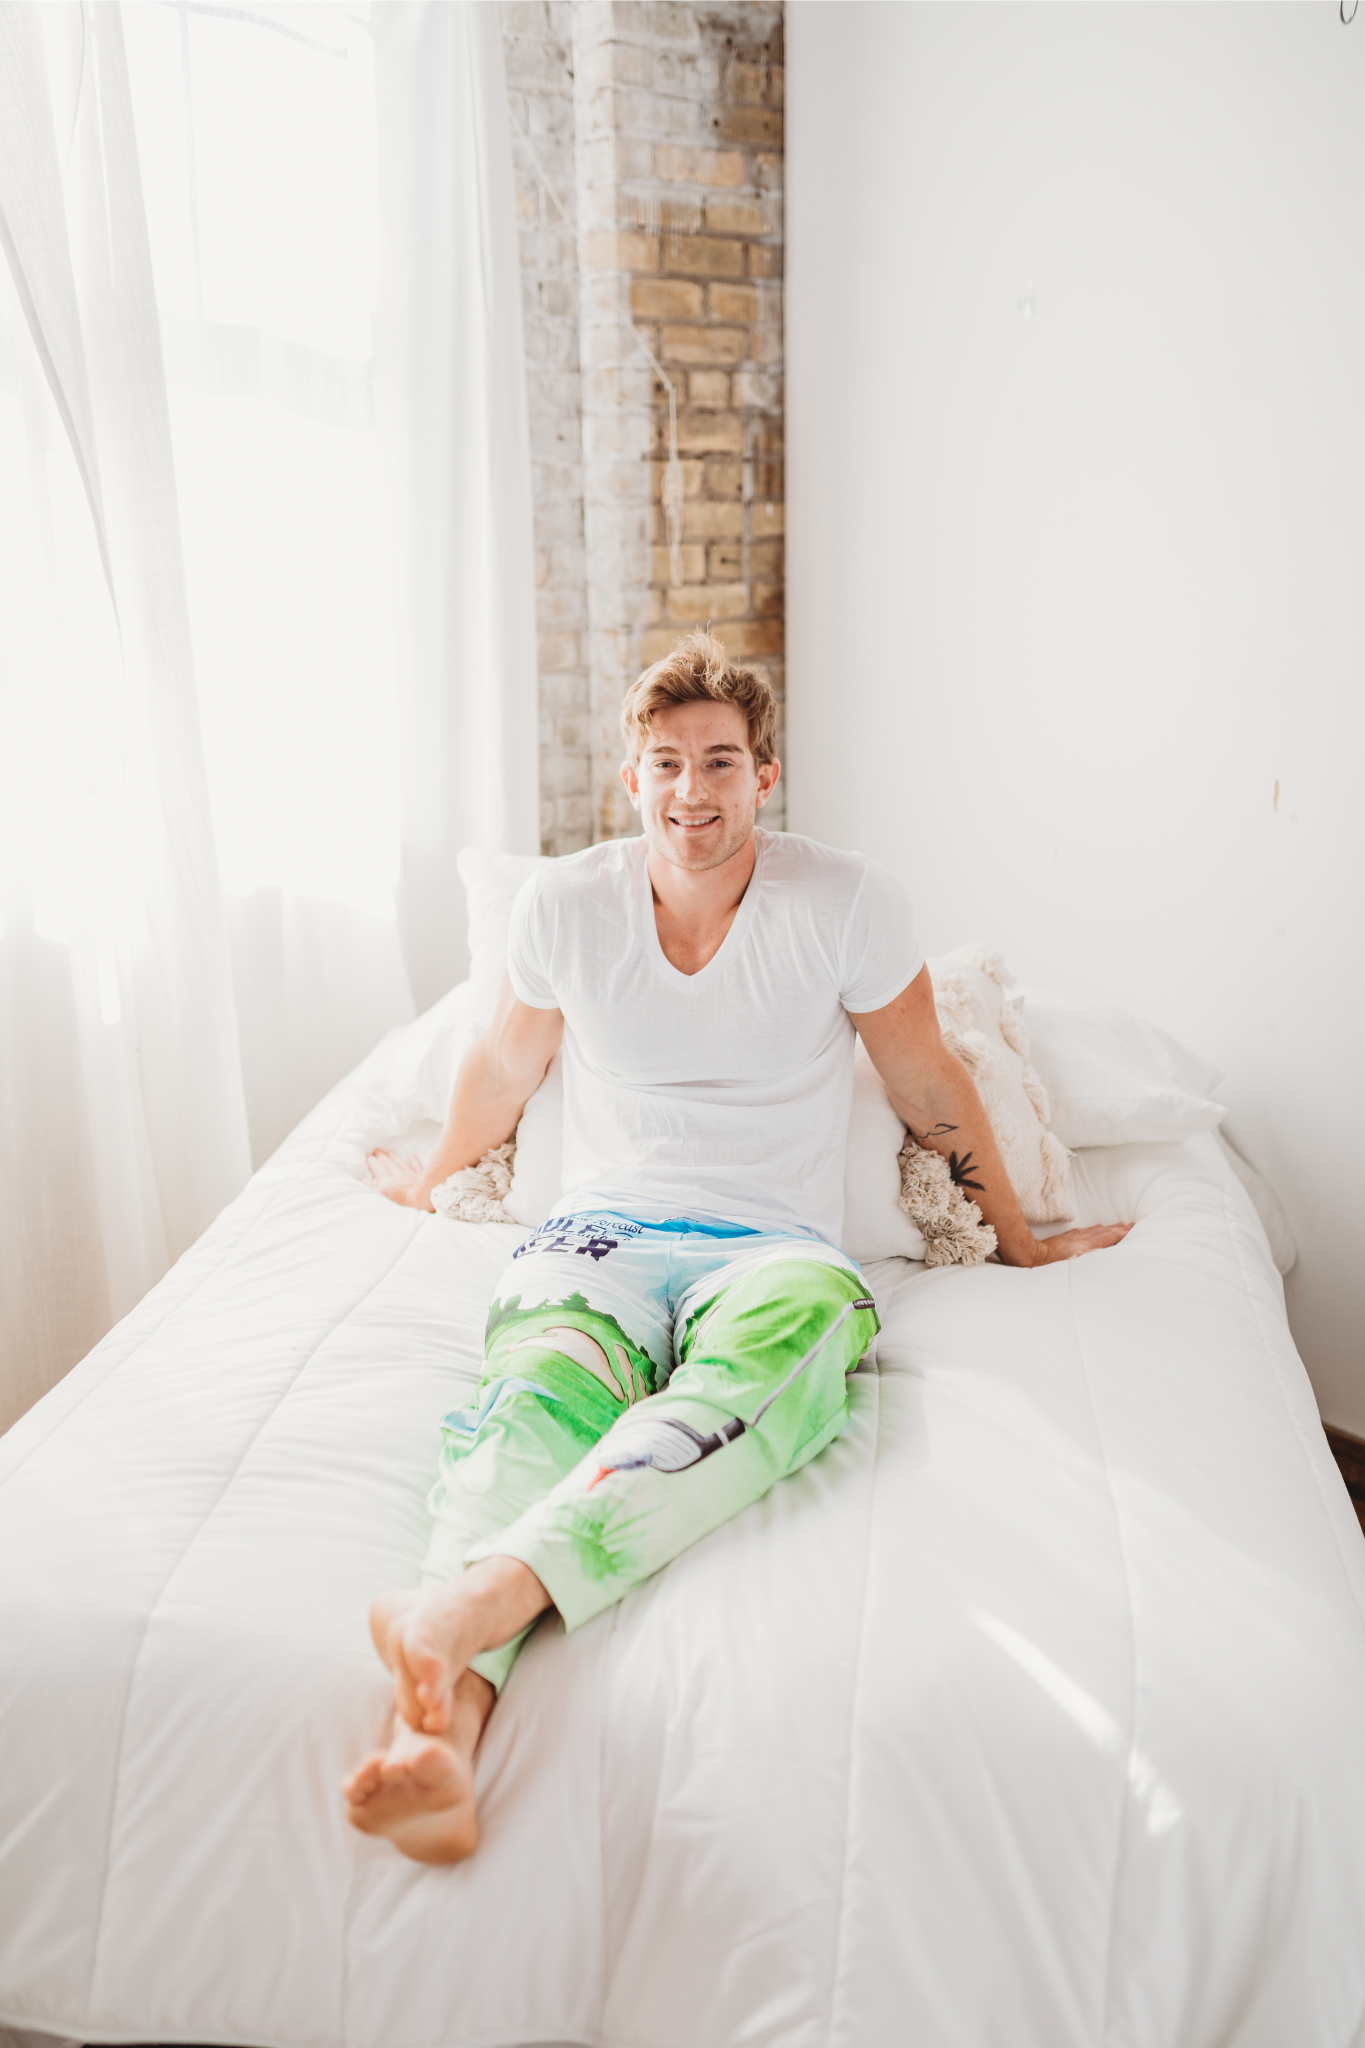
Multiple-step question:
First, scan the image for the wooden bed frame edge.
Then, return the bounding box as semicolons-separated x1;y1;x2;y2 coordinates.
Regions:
1324;1424;1365;1535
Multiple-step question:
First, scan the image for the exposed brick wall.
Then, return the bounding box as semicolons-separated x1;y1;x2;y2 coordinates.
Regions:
503;0;784;850
502;2;593;857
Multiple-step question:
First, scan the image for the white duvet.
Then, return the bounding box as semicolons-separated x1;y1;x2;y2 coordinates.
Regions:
2;1001;1365;2048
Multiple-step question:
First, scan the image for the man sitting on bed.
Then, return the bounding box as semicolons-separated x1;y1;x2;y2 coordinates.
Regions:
346;631;1130;1863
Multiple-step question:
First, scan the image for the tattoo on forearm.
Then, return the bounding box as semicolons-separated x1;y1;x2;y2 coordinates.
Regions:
946;1150;985;1194
909;1123;986;1194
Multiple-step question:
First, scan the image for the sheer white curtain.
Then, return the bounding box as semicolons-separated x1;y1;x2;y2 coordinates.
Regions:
123;0;417;1167
0;0;539;1430
374;0;541;1011
0;1;252;1430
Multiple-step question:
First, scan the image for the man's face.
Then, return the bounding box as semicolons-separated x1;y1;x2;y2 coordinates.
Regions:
622;699;780;874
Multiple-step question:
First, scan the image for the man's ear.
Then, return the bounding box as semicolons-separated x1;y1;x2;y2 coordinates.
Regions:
755;757;781;808
620;757;641;809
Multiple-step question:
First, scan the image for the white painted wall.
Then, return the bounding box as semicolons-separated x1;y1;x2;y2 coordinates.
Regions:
787;2;1365;1431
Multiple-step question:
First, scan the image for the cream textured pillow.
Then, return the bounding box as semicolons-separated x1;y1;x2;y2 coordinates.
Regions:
896;1134;996;1266
927;944;1074;1226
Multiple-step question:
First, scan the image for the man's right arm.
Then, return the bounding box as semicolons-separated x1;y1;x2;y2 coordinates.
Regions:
368;973;563;1212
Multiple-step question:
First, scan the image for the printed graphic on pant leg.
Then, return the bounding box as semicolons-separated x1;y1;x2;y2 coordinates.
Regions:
586;1265;875;1488
420;1240;671;1687
422;1365;617;1691
586;1413;747;1485
507;1211;640;1270
468;1258;880;1630
485;1292;664;1406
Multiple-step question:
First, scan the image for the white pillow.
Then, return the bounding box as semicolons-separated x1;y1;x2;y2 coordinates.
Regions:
843;1040;928;1260
507;1036;928;1259
1022;988;1226;1147
927;945;1075;1225
504;1049;565;1228
403;980;481;1125
324;978;479;1185
457;846;547;1028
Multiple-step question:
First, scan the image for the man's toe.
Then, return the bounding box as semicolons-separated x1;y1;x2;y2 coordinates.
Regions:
343;1755;384;1803
403;1635;452;1728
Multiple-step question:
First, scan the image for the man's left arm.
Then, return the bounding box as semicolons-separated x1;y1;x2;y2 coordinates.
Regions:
850;968;1132;1268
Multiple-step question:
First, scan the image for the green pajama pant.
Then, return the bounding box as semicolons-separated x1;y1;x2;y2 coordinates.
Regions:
422;1208;880;1691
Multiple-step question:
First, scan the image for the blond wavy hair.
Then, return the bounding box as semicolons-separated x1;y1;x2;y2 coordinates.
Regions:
620;632;777;765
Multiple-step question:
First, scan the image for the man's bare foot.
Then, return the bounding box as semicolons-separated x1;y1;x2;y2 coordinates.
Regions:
368;1557;552;1734
344;1558;552;1863
343;1675;491;1864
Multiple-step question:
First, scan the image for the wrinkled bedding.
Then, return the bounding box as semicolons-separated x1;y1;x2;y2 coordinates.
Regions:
2;998;1364;2048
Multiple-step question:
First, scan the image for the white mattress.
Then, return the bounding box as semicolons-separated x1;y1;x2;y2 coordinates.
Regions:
2;1001;1365;2048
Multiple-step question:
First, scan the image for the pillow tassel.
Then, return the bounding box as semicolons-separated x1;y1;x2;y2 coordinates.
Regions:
432;1142;517;1224
1019;1057;1053;1127
896;1134;998;1268
1037;1127;1074;1215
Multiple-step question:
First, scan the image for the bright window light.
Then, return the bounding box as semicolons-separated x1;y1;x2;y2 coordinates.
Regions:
0;259;132;975
123;0;400;910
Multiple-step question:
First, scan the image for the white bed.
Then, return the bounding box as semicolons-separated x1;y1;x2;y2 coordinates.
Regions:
2;993;1365;2048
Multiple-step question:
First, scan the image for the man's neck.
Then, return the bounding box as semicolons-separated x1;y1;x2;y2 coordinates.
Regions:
646;827;759;974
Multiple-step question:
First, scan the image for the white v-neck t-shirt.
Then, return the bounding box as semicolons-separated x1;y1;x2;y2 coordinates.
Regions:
506;829;922;1247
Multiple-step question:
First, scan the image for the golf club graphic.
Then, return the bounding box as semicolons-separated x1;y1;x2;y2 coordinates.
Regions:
587;1296;875;1489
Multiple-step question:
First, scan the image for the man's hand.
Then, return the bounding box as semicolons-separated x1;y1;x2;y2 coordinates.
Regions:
366;975;563;1217
368;1148;433;1211
1026;1222;1133;1266
851;968;1132;1269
